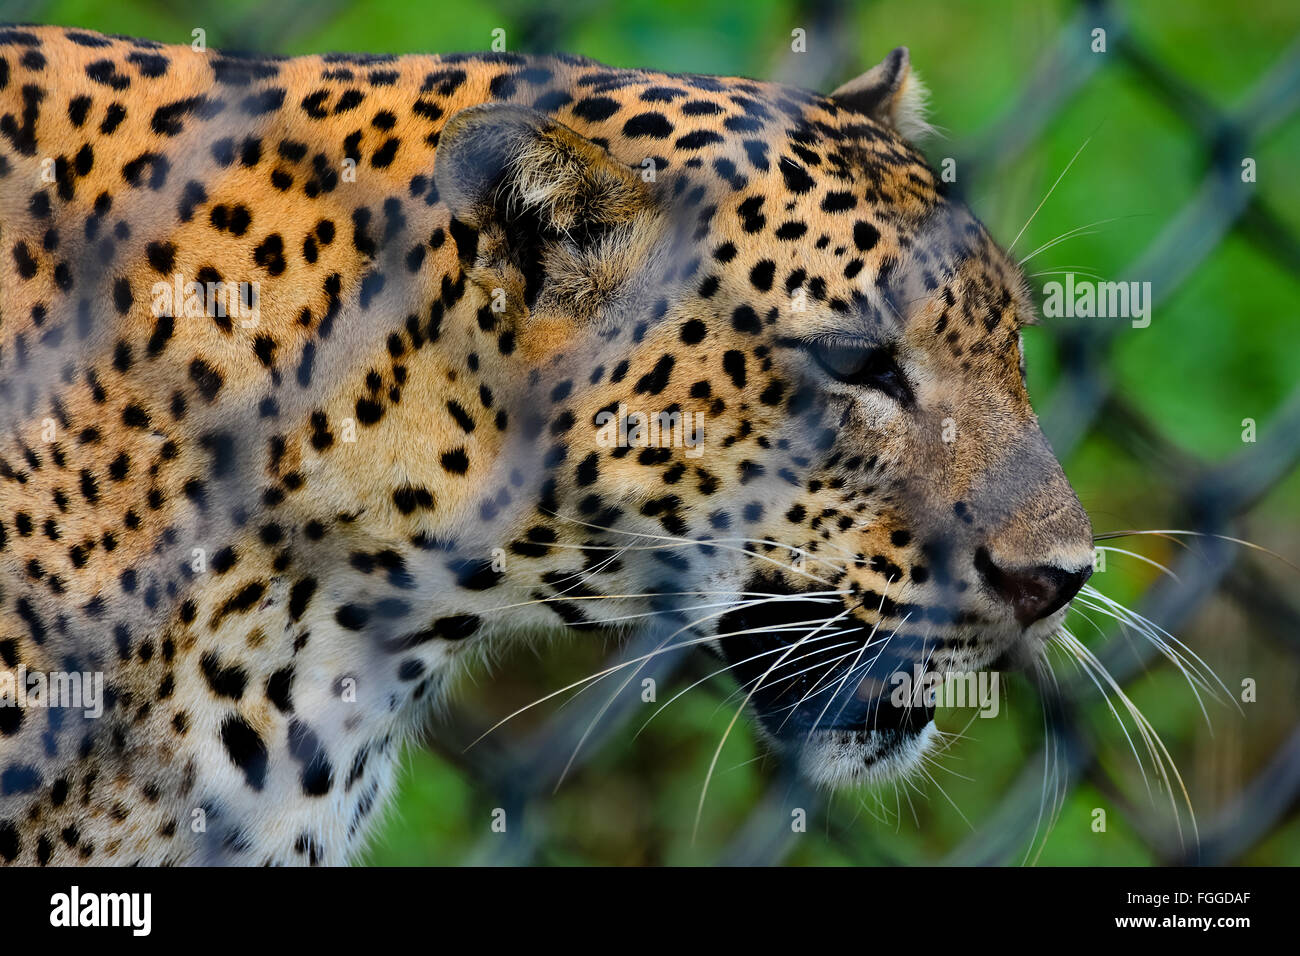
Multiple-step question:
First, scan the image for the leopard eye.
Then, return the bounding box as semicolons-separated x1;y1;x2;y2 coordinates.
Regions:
807;341;914;404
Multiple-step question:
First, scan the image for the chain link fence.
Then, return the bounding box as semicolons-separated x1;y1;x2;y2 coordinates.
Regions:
395;0;1300;866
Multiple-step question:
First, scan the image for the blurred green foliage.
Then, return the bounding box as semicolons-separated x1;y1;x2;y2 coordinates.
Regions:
28;0;1300;865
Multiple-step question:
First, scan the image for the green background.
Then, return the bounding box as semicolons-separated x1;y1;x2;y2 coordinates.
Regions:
17;0;1300;865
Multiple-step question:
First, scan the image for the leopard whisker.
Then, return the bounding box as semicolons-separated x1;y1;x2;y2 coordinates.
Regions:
635;635;863;739
1007;135;1091;254
739;643;877;720
799;612;913;742
795;586;899;740
1055;628;1198;849
539;540;637;593
1024;267;1106;280
579;595;845;628
1092;544;1181;582
737;639;876;717
1016;211;1137;270
1093;528;1300;574
463;591;847;750
708;591;886;729
540;535;859;581
855;790;898;828
897;768;927;825
915;761;974;831
1076;597;1221;728
1023;654;1066;866
711;626;867;713
917;743;975;783
1077;584;1231;712
1016;225;1104;268
552;596;861;788
480;587;847;616
542;510;857;585
693;604;856;842
1050;633;1154;797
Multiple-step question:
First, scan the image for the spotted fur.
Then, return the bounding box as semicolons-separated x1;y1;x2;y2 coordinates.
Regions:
0;26;1092;865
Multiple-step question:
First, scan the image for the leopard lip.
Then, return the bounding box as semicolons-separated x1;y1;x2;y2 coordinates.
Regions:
753;662;938;742
814;675;937;736
764;695;936;743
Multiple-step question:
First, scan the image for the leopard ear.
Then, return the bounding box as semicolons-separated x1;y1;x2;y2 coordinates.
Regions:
434;103;648;240
831;47;931;141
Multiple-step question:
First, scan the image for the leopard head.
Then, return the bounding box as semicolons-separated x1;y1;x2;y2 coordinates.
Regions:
431;48;1093;786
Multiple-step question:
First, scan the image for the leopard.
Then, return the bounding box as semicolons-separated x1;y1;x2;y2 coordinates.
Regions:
0;26;1095;865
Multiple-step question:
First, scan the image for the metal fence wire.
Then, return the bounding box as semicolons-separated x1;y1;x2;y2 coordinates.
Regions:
422;0;1300;867
10;0;1300;865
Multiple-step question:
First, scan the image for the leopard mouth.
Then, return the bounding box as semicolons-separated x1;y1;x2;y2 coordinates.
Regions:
715;577;939;749
711;570;1062;786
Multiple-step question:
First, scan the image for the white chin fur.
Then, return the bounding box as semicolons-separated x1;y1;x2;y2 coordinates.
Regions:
795;722;938;789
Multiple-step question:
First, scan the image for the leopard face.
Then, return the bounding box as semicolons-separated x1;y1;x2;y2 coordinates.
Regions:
0;28;1091;864
431;53;1094;786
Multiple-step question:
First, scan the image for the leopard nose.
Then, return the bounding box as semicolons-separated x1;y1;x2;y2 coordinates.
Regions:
974;547;1092;627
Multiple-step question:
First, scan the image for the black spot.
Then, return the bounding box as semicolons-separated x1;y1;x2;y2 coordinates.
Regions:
241;87;286;115
449;558;503;590
267;667;294;712
220;715;268;790
780;158;815;194
572;96;619;121
335;604;369;630
576;453;599;486
371;137;400;167
68;95;92;127
446;400;475;433
12;241;37;279
240;137;261;166
622;112;672;138
634;354;675;395
151;94;222;136
722;350;747;389
0;706;21;736
854;221;881;252
215;581;266;621
146;240;175;273
731;305;761;334
288;720;334;797
288;577;317;621
121;404;150;428
392;484;435;514
749;259;775;291
355;397;383;425
112;277;133;314
190;358;223;402
822;191;856;212
676;129;723;150
86;59;130;91
200;651;248;700
128;51;169;79
0;821;17;861
440;448;470;474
